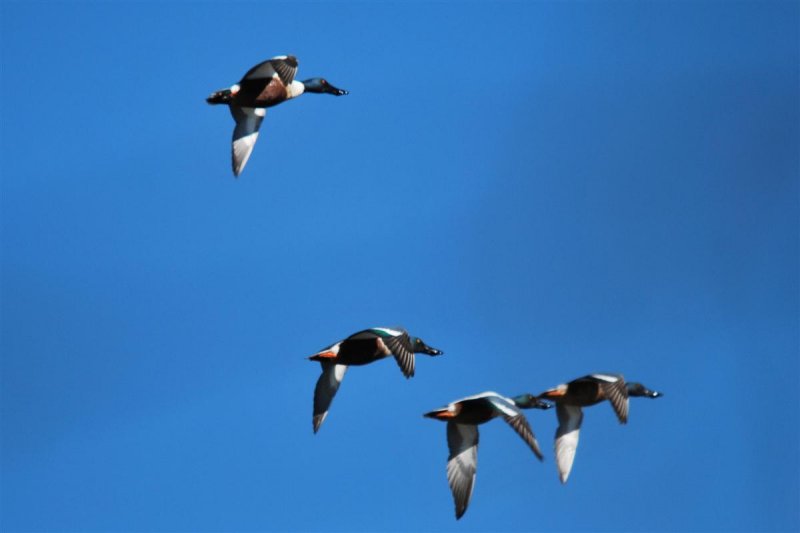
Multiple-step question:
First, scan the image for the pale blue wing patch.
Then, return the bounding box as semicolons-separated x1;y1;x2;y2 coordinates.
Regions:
590;373;623;383
486;394;521;418
369;327;405;337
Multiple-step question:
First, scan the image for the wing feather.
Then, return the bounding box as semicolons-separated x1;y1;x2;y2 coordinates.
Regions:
242;55;298;85
600;378;629;424
502;413;544;461
230;106;265;177
312;362;348;433
555;404;583;483
384;332;415;378
446;422;478;520
345;329;381;341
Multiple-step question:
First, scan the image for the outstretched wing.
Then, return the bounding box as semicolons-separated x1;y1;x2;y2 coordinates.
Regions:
312;361;348;433
592;374;629;424
485;395;544;461
230;106;265;177
446;422;479;520
555;404;584;483
383;331;415;378
242;55;299;85
502;413;544;461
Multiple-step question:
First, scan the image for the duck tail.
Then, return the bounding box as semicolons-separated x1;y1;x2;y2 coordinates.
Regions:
423;408;455;420
206;89;232;105
309;350;338;363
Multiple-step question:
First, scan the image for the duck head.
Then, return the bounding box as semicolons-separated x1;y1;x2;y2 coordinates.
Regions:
411;337;443;356
626;382;663;398
302;78;349;96
511;393;554;410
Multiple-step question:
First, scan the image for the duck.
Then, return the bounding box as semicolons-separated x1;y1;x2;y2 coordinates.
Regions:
309;327;442;433
424;391;551;519
206;55;348;177
537;373;663;483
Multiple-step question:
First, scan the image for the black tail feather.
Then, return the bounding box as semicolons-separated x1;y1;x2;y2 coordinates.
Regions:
206;89;232;104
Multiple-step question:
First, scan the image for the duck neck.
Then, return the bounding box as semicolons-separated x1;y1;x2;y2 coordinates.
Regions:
511;395;535;408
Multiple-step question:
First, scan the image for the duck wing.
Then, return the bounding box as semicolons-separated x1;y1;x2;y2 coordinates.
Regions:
446;422;479;520
555;404;584;483
485;395;544;461
503;413;544;461
383;331;415;378
242;55;298;86
230;106;265;177
312;361;348;433
593;375;629;424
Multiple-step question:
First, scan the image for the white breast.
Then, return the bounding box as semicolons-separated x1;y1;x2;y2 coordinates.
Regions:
288;80;305;99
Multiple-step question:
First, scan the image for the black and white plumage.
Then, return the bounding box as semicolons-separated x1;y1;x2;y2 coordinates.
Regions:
446;422;478;520
229;106;265;177
206;55;348;177
424;391;549;519
312;361;348;433
539;373;663;483
308;327;442;433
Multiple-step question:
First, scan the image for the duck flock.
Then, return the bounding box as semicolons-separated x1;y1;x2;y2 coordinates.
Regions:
207;55;664;520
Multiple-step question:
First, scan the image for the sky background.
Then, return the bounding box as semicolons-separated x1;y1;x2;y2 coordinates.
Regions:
1;1;798;532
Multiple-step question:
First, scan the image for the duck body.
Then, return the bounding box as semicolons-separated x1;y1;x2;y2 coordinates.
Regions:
538;373;663;483
308;327;442;370
425;392;548;426
309;327;442;433
543;373;626;411
424;392;550;519
206;55;348;176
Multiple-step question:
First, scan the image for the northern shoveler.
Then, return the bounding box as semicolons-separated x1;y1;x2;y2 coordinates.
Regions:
207;55;348;176
424;391;551;519
538;373;663;483
309;327;442;433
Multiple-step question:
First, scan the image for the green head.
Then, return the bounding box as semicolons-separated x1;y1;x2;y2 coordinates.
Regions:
302;78;349;95
412;337;443;356
626;382;663;398
511;393;553;410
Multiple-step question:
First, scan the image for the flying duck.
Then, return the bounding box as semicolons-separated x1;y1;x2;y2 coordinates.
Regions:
424;392;551;519
309;327;442;433
537;373;663;483
206;55;348;177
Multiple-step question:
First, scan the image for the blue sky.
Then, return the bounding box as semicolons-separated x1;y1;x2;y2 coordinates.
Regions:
1;1;798;531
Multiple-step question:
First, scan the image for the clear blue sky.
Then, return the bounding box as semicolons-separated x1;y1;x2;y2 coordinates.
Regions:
1;1;798;531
